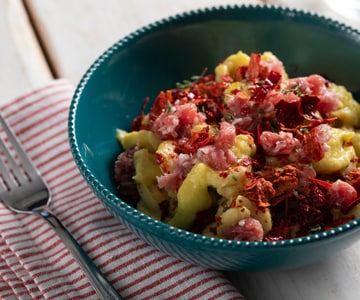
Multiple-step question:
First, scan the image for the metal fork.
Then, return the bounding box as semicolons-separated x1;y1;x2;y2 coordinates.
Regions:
0;114;122;300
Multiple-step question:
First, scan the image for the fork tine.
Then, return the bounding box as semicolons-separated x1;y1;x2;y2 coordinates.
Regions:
0;143;18;190
0;117;122;299
0;114;38;183
0;133;27;185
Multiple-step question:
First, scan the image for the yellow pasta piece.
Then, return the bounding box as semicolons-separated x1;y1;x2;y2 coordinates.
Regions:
223;81;250;105
116;129;161;152
133;149;168;220
331;203;360;222
331;84;360;128
351;131;360;158
313;128;356;174
202;222;218;237
215;50;288;83
217;207;251;234
208;166;250;200
168;163;215;229
216;195;272;236
231;134;256;159
155;140;178;174
215;50;250;82
168;163;250;229
347;203;360;218
191;123;219;136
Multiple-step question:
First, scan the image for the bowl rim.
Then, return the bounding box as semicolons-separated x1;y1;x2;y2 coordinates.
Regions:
69;3;360;250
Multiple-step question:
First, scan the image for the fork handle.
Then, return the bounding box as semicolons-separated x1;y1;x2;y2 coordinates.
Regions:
37;210;123;300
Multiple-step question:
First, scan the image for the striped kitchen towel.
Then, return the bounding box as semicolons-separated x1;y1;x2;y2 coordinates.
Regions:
0;79;245;300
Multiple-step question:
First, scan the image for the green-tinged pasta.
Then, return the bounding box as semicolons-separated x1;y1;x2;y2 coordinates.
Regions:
331;84;360;128
133;148;168;220
168;163;251;229
117;129;161;152
216;195;272;236
313;128;356;174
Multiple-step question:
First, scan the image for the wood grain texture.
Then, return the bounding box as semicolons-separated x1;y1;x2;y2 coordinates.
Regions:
0;0;52;103
268;0;360;30
24;0;262;85
226;240;360;299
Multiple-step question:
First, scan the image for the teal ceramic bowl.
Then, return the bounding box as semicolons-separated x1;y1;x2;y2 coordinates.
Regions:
69;4;360;271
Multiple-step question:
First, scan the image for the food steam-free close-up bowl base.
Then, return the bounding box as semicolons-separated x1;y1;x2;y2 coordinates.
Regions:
69;4;360;271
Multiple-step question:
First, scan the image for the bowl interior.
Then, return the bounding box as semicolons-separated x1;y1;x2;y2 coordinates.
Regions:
69;5;360;270
73;6;360;194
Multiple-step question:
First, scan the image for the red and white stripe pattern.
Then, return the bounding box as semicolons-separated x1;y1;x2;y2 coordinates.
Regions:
0;80;245;300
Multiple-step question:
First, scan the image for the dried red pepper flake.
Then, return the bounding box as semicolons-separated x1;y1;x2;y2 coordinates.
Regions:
176;126;215;155
310;177;332;189
117;51;360;241
264;220;294;241
275;100;304;128
271;176;298;206
300;95;320;115
301;183;327;208
148;90;174;125
249;70;282;103
246;53;262;82
131;97;150;131
255;178;275;206
195;98;223;123
233;65;248;82
346;169;360;194
238;157;254;167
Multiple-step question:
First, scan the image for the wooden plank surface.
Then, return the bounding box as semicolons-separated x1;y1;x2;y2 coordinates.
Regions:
0;0;52;104
229;241;360;299
268;0;360;30
24;0;262;85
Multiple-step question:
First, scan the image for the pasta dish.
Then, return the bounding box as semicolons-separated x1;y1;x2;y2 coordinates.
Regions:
113;51;360;241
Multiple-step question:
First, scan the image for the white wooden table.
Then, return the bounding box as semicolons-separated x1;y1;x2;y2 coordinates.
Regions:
1;1;360;299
